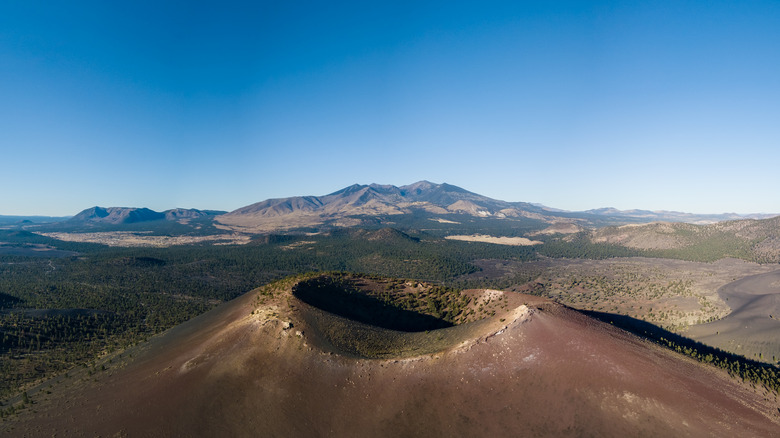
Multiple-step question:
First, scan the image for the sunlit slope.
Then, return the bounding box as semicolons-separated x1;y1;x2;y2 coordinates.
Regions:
590;216;780;262
7;274;779;437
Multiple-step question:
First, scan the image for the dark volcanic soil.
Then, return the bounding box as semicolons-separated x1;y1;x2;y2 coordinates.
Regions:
687;269;780;363
5;276;780;437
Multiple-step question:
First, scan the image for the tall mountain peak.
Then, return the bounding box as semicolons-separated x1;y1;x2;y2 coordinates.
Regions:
216;181;534;232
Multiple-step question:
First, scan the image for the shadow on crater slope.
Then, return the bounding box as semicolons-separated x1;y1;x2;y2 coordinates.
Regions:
292;276;453;332
290;274;514;359
6;274;780;437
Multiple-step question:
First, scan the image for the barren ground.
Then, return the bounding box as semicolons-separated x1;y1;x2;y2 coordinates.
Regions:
464;257;778;361
39;231;251;247
686;270;780;363
5;274;779;437
444;234;543;246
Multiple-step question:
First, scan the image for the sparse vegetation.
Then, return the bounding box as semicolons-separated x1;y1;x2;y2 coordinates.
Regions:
590;217;780;263
292;273;475;331
0;228;531;399
586;310;780;395
2;216;779;410
284;273;511;359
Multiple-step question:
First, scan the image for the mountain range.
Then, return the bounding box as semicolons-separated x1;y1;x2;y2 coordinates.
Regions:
213;181;777;232
8;181;776;232
215;181;553;232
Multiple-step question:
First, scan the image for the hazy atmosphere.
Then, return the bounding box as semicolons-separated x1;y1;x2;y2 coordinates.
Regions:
2;0;779;216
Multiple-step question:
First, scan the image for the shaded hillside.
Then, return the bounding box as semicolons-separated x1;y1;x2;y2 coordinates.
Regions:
6;274;779;437
30;207;229;237
70;207;165;224
66;207;224;227
583;309;780;392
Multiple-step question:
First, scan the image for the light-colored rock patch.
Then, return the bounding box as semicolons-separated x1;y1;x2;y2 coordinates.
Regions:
445;234;542;246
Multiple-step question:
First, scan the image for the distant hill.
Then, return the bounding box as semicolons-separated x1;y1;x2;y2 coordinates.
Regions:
584;207;776;224
163;208;226;221
70;207;165;225
0;215;71;226
590;215;780;262
68;207;224;226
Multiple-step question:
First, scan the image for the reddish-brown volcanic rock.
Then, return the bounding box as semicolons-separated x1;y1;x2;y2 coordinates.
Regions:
6;277;780;437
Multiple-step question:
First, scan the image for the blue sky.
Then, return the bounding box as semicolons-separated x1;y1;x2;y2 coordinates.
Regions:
2;1;779;216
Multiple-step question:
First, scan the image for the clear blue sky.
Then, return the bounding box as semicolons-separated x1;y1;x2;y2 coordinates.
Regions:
2;1;779;216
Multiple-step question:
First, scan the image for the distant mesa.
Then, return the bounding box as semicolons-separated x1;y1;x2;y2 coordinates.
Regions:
70;206;164;225
68;206;223;225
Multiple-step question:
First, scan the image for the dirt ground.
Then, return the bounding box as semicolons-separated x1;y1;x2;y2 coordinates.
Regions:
686;270;780;363
444;234;543;246
38;231;251;246
5;276;779;437
465;257;778;361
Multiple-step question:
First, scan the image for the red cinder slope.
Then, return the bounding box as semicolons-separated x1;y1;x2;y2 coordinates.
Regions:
7;276;780;437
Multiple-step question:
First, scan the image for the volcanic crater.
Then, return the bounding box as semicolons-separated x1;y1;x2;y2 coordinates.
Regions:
289;274;529;359
6;273;780;437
